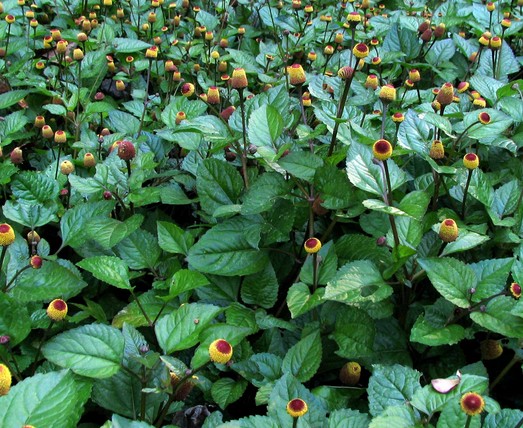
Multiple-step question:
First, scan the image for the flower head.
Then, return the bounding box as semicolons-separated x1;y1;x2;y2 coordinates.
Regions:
510;282;521;299
47;299;68;321
287;64;306;86
181;82;195;97
460;392;485;416
30;255;43;269
457;81;470;93
337;66;354;80
286;398;308;418
117;140;136;161
391;112;404;123
439;219;458;243
209;339;233;364
0;223;15;246
435;82;454;106
365;74;378;90
207;86;220;104
339;361;361;385
60;160;75;175
146;46;158;58
0;363;12;396
83;152;96;167
379;84;396;103
54;130;67;144
409;69;421;83
478;112;491;125
429;140;445;160
353;43;369;59
372;139;393;161
231;68;248;89
463;153;479;170
304;237;321;254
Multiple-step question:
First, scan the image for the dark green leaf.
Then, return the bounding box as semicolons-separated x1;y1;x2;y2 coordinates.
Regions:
116;229;161;270
241;172;291;215
77;256;131;290
211;378;248;409
287;283;325;319
0;293;31;346
167;269;210;300
241;263;279;309
330;307;375;359
157;221;194;255
282;329;322;382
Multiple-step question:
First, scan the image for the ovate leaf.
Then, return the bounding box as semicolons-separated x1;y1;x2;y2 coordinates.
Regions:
77;256;131;290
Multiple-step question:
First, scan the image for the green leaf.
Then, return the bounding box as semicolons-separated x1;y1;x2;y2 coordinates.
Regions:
110;415;157;428
437;398;480;428
87;215;143;249
0;370;92;428
330;307;375;359
363;199;413;218
42;324;125;378
278;151;324;181
287;283;325;319
399;191;430;221
211;378;248;409
440;230;489;256
167;269;210;300
196;158;244;216
484;409;523;428
2;200;58;228
282;328;322;382
397;110;430;155
470;296;523;338
77;256;131;290
112;291;171;328
241;263;279;309
107;110;140;135
411;374;488;416
470;258;513;301
369;406;421;428
60;200;115;248
0;90;31;109
410;315;466;346
248;104;284;148
241;172;291;215
111;37;152;53
187;216;269;276
217;415;280;428
426;39;455;65
9;260;87;302
232;353;283;388
327;409;370;428
314;164;354;209
157;221;194;255
367;364;422;417
459;109;513;140
0;293;31;346
324;260;392;304
382;23;420;60
11;171;59;203
155;303;222;354
417;258;477;308
116;229;161;270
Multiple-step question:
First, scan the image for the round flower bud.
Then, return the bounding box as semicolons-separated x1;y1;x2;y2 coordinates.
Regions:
181;82;195;97
146;46;158;59
435;82;454;106
490;36;502;50
460;392;485;416
486;1;495;12
463;153;479;170
5;14;15;24
302;91;311;107
117;140;136;160
480;339;503;360
391;112;404;123
0;363;12;396
473;97;487;108
324;45;334;55
27;230;40;244
418;19;430;34
334;32;343;44
372;139;393;161
307;51;317;61
287;64;306;86
510;282;521;299
379;84;396;103
209;339;233;364
439;219;458;243
34;115;46;128
429;140;445;159
30;255;43;269
501;18;511;28
286;398;308;418
421;29;433;42
60;160;75;175
207;86;220;104
30;18;38;27
338;66;354;80
54;130;67;143
220;106;236;122
347;11;361;25
175;111;186;124
434;23;446;38
231;68;248;89
365;74;379;89
56;39;68;54
353;42;369;59
409;69;421;83
47;299;68;321
457;81;469;93
73;48;84;61
479;33;490;46
211;50;220;60
10;147;23;164
478;112;491;125
304;4;313;13
0;223;16;246
115;80;125;91
304;237;321;254
339;361;361;385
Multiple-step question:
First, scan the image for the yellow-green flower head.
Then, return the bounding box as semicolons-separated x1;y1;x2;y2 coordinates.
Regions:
304;237;321;254
510;282;521;299
0;363;12;396
439;219;458;243
339;361;361;385
47;299;68;321
460;392;485;416
286;398;308;418
372;139;393;161
181;82;195;97
463;153;479;170
429;140;445;160
379;84;396;103
287;64;306;86
231;68;248;89
352;42;369;59
209;339;233;364
0;223;15;246
480;339;503;360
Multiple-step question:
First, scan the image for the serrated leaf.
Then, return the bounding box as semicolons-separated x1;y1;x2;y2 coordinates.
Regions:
470;296;523;337
111;38;152;53
410;315;466;346
278;151;324;181
87;215;143;249
2;199;58;228
42;324;125;378
167;269;210;300
330;307;375;359
417;258;477;308
241;172;291;215
241;263;279;309
397;110;430;155
0;370;92;428
248;104;284;149
77;256;131;290
11;171;59;203
187;216;269;276
440;230;489;256
363;199;413;218
116;229;161;270
328;409;370;428
287;283;325;319
211;378;248;409
282;329;322;382
0;293;31;346
368;364;422;417
0;90;31;109
155;303;222;354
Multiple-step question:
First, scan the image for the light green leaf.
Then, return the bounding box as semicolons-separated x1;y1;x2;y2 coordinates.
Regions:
42;324;125;378
410;315;466;346
241;172;291;215
167;269;210;300
155;303;222;354
327;409;370;428
282;329;322;382
248;104;284;148
363;199;413;218
397;110;430;155
0;370;92;428
116;229;161;270
470;296;523;337
77;256;131;290
211;378;248;409
157;221;194;255
278;151;324;181
417;258;477;308
87;215;143;249
440;230;489;256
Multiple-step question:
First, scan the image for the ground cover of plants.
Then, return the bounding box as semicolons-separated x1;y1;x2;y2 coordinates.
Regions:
1;0;523;426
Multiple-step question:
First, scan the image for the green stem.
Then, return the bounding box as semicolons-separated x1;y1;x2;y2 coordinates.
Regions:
461;169;473;220
131;290;153;326
292;417;298;428
327;74;354;157
452;121;480;151
138;59;153;137
514;415;523;428
383;160;400;249
4;265;32;293
464;415;472;428
31;321;54;375
54;146;62;180
238;88;250;189
0;354;22;382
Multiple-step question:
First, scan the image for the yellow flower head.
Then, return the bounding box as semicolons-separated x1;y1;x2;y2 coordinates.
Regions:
287;64;306;86
435;82;454;106
0;223;15;246
510;282;521;299
429;140;445;160
0;363;12;396
231;68;248;89
286;398;308;418
209;339;233;364
379;84;396;103
372;139;393;161
339;361;361;385
47;299;68;321
352;42;369;59
439;219;458;243
460;392;485;416
478;112;491;125
463;153;479;170
304;237;321;254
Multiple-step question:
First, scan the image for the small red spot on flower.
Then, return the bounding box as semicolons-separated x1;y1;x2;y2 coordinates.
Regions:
215;339;232;354
478;112;491;124
0;225;9;233
53;300;67;311
465;153;477;161
444;219;454;226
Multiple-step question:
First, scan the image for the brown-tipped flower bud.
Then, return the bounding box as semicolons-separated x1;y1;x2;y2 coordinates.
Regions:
181;82;195;97
418;19;430;34
10;147;23;164
145;46;158;59
435;82;454;106
463;153;479;170
73;48;84;61
372;139;393;161
287;64;306;86
27;230;40;244
231;67;248;89
391;112;404;123
434;23;445;38
457;81;469;93
304;237;321;253
286;398;308;418
207;86;220;104
338;66;354;80
117;140;136;160
54;130;67;143
220;106;236;122
439;219;458;243
429;140;445;159
209;339;233;364
353;42;369;59
490;36;502;50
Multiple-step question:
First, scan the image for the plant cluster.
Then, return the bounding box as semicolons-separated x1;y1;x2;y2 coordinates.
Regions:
0;0;523;426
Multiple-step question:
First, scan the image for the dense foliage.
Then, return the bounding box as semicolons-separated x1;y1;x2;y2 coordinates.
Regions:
0;0;523;426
